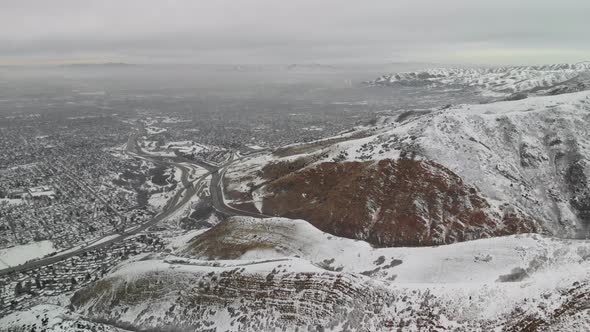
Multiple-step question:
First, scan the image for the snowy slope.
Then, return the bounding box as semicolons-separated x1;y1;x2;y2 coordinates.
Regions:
0;304;128;332
64;216;590;331
185;217;590;284
70;256;377;331
226;91;590;242
341;91;590;237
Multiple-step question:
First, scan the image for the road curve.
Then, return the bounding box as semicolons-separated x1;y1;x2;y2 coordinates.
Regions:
209;154;272;219
0;132;212;276
0;128;270;276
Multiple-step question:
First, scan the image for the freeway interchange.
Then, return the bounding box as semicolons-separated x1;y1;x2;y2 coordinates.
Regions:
0;129;266;277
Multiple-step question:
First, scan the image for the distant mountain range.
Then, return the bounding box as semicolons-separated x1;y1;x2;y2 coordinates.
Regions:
60;62;136;67
368;62;590;98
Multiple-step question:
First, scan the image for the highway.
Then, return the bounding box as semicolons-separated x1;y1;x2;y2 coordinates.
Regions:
209;158;271;218
0;127;270;276
0;131;212;276
129;124;269;219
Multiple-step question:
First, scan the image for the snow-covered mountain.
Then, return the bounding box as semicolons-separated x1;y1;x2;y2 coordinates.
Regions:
6;217;589;331
369;62;590;97
224;91;590;246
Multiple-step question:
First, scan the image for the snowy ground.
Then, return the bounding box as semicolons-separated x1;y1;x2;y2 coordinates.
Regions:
147;191;171;210
0;241;56;269
142;167;180;211
0;304;128;332
0;198;25;206
164;228;210;252
140;139;223;158
53;216;590;331
145;126;167;135
183;217;590;284
178;217;590;329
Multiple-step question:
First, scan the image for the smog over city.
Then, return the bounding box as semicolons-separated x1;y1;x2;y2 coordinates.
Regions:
1;1;590;331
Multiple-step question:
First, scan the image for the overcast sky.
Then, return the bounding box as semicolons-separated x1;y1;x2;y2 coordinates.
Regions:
1;0;589;65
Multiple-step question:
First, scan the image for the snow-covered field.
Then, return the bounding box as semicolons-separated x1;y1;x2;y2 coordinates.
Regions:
0;198;25;206
147;191;171;210
0;241;56;269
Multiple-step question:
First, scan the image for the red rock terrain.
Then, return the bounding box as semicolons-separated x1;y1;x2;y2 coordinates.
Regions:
255;159;541;247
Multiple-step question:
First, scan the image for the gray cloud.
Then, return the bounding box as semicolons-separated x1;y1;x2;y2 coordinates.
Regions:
1;0;589;65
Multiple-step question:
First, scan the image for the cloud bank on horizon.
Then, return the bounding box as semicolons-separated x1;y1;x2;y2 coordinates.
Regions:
1;0;589;65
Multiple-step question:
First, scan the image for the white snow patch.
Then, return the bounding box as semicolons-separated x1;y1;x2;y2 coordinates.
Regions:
0;240;56;268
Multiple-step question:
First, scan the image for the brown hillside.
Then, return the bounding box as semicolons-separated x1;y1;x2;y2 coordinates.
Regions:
260;159;541;247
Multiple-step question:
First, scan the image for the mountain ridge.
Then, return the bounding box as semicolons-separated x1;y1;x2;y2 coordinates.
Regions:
224;90;590;245
367;62;590;97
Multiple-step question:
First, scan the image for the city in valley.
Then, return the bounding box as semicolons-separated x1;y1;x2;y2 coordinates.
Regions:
0;64;408;320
